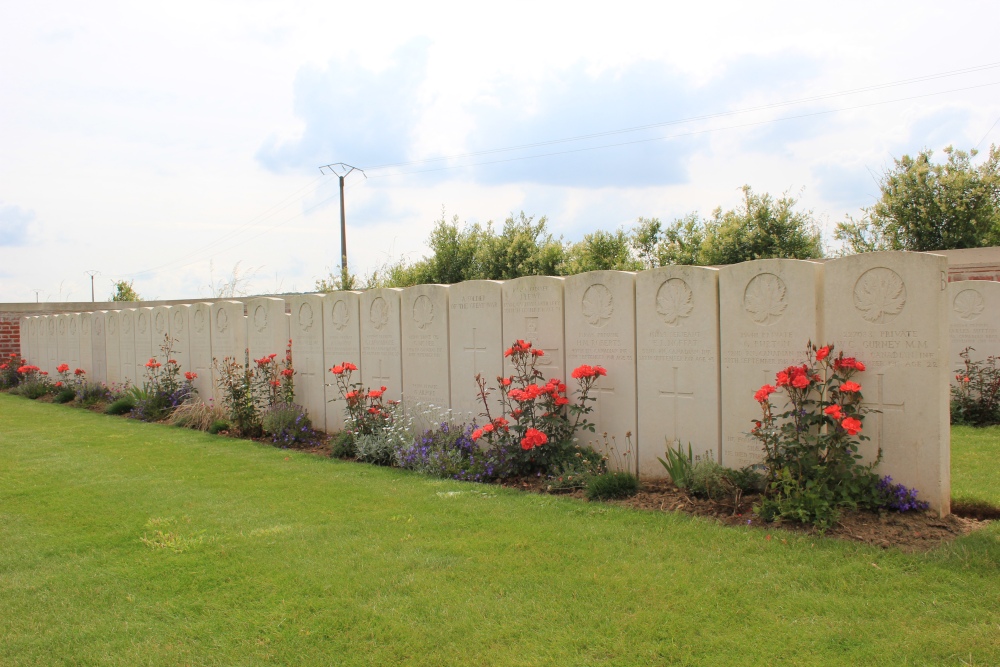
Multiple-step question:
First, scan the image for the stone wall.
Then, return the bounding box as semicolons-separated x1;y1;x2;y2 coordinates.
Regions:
7;251;960;514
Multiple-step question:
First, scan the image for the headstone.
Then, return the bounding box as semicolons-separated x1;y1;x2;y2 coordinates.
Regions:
288;294;327;431
44;315;58;375
66;314;82;375
105;311;122;385
501;276;566;383
26;317;38;367
564;271;638;472
823;251;950;515
448;280;505;423
135;307;155;383
163;305;191;377
359;289;403;403
18;317;28;364
91;311;108;385
401;285;452;429
322;291;362;432
636;266;721;476
55;314;74;374
119;309;137;386
188;303;214;402
79;312;94;375
948;280;1000;377
211;301;248;403
247;297;290;363
151;306;173;366
720;259;823;469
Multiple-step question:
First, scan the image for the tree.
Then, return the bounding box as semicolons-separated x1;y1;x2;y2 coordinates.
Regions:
110;279;141;302
835;144;1000;253
561;228;640;274
699;186;824;265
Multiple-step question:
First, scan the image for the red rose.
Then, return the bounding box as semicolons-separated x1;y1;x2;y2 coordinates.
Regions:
57;364;69;373
343;362;358;372
520;428;548;450
74;368;85;375
841;417;862;435
840;381;861;393
791;375;810;389
754;384;776;402
824;404;844;420
280;369;294;377
184;371;198;381
471;428;484;440
331;365;344;375
816;346;831;361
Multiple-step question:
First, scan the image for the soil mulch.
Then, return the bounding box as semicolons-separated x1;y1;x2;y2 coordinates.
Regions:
504;477;991;553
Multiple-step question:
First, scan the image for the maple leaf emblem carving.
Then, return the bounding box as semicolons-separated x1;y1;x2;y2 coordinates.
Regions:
298;303;314;331
743;273;787;325
216;308;229;333
48;319;55;334
953;289;985;321
95;319;103;335
193;310;205;333
656;278;693;326
155;312;166;334
582;284;614;327
122;314;131;334
369;297;389;331
173;310;184;333
69;318;77;334
412;295;435;330
108;317;116;335
138;313;148;334
331;300;350;331
853;268;906;324
59;318;66;335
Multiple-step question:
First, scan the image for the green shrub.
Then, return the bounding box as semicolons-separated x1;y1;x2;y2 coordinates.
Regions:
727;466;765;494
355;431;403;466
207;420;229;435
167;401;227;431
105;396;136;415
688;460;730;500
76;383;110;407
330;431;356;458
16;379;51;400
951;347;1000;426
658;441;694;489
585;471;639;501
53;387;77;404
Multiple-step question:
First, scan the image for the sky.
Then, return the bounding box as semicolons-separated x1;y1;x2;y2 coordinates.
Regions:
1;0;999;303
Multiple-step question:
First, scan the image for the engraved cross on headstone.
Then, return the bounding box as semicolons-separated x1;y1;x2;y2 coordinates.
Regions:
372;358;392;388
592;385;616;432
659;366;694;444
464;327;488;374
870;373;905;448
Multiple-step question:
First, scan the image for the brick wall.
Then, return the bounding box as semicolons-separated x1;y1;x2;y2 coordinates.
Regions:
0;314;20;359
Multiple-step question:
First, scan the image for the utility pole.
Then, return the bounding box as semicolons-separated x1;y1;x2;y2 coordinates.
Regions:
85;270;99;302
318;163;365;286
32;289;41;303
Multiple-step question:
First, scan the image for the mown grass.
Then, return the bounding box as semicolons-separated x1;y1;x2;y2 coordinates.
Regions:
952;424;1000;508
1;393;999;666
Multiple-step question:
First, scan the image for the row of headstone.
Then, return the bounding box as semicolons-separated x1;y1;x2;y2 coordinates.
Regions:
16;252;954;512
949;280;1000;376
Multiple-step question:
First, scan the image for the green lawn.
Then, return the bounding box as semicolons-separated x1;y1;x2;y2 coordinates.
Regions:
1;393;999;666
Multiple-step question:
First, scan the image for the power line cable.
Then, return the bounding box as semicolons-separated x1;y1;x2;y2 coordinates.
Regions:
975;113;1000;150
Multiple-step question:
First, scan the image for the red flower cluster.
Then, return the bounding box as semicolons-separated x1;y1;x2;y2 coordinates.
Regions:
841;417;862;436
955;374;971;383
775;364;809;389
145;358;161;369
839;381;861;393
834;356;866;372
471;416;513;441
74;368;85;376
280;368;294;378
330;361;358;375
754;384;777;403
815;345;831;361
368;386;387;399
55;381;63;388
255;353;278;367
56;364;70;373
520;427;548;450
167;359;178;365
571;365;607;380
504;340;543;358
17;365;40;374
184;371;198;381
0;364;7;371
824;404;844;419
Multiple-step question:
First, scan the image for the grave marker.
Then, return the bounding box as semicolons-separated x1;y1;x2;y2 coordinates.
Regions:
823;251;950;514
636;266;721;475
165;305;191;378
360;289;403;403
948;280;1000;377
289;294;326;431
135;307;155;381
502;276;566;383
119;309;137;386
79;313;93;375
105;311;122;384
720;259;823;468
322;292;362;432
565;271;638;473
401;285;451;428
91;311;108;385
247;297;290;362
188;303;214;401
449;280;505;422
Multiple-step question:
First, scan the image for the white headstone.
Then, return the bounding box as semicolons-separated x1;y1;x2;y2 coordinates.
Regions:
79;312;94;376
55;314;75;374
18;317;28;365
105;311;122;385
151;305;173;365
448;280;505;423
26;317;39;367
247;297;290;363
119;309;137;386
564;271;638;472
359;289;403;403
323;291;362;432
401;284;452;428
636;266;721;476
91;311;108;385
166;305;191;379
823;251;950;515
135;307;155;383
948;280;1000;377
66;313;82;375
211;301;248;396
44;315;58;375
720;259;823;468
288;294;326;431
188;303;214;402
502;276;566;383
